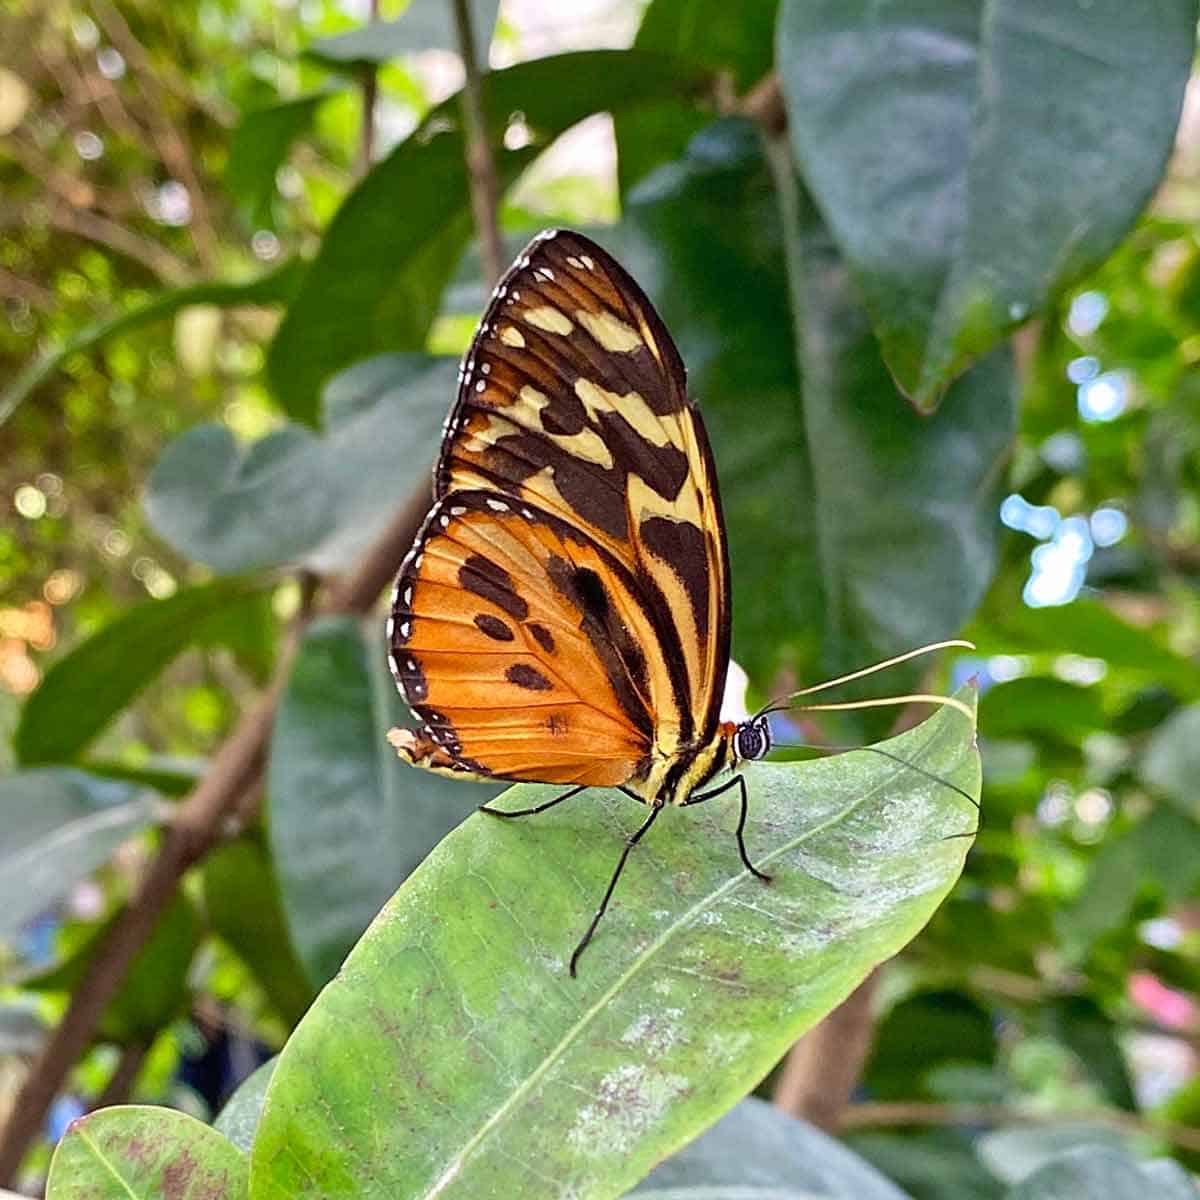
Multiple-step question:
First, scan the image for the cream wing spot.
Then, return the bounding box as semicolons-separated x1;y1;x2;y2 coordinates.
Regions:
499;325;526;348
576;309;643;353
523;306;574;335
574;379;674;448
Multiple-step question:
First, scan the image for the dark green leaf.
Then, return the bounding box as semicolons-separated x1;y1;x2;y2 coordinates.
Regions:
268;50;707;423
250;694;978;1198
628;120;1013;686
144;354;449;575
214;1059;277;1154
0;769;153;940
307;0;500;66
631;1097;911;1198
777;0;1197;409
845;1129;1006;1200
203;839;314;1027
268;616;496;987
226;93;332;226
979;679;1106;743
16;578;266;765
45;1106;247;1199
0;259;304;425
1048;996;1136;1112
76;757;204;797
1140;703;1200;815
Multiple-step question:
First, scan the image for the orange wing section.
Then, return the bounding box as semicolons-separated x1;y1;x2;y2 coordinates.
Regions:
387;490;671;788
433;229;732;749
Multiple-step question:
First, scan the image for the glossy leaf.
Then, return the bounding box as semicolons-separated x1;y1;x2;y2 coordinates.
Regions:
16;578;266;765
777;0;1197;409
628;120;1013;686
215;1059;277;1154
250;694;978;1199
0;260;303;425
630;1097;910;1198
0;769;154;940
45;1106;247;1200
203;839;314;1027
307;0;500;66
144;355;450;576
267;616;494;987
268;50;707;423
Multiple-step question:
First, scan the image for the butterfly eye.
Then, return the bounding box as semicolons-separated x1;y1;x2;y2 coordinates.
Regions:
736;718;771;761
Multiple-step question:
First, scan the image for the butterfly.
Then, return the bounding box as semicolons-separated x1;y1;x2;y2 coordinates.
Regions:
385;229;971;975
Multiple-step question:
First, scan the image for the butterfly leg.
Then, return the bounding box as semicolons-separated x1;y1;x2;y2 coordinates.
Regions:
683;775;772;883
479;784;587;819
569;801;664;978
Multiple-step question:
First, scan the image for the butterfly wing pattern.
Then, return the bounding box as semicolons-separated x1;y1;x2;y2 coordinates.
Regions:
386;230;772;971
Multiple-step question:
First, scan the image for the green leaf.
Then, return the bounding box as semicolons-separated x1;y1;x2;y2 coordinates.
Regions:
214;1059;277;1154
978;1124;1130;1186
268;50;707;423
268;616;497;987
45;1106;247;1200
979;678;1106;743
22;891;201;1043
144;355;450;576
249;693;978;1199
0;769;154;941
226;93;332;226
630;1097;911;1198
777;0;1197;409
628;120;1013;686
0;260;304;426
847;1132;1004;1200
1140;703;1200;815
1006;1147;1195;1199
16;578;266;766
77;757;205;797
307;0;500;66
1048;996;1137;1112
203;839;315;1027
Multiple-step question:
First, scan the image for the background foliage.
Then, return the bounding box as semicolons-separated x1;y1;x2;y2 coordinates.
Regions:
2;0;1199;1197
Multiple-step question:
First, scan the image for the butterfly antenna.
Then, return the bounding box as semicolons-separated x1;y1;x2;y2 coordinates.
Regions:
754;639;975;719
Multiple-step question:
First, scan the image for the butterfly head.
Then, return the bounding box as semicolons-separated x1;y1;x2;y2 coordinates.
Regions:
733;713;772;763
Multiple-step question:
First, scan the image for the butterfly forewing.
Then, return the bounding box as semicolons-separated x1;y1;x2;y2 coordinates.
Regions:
431;230;731;755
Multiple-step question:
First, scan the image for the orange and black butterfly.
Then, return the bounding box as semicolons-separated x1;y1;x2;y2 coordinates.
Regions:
386;229;867;973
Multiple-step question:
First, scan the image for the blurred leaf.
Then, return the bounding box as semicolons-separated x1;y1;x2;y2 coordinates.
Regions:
268;50;707;423
250;695;978;1198
630;1097;911;1198
45;1106;246;1199
978;1123;1129;1186
1140;703;1200;815
268;616;496;987
0;259;304;425
777;0;1197;409
629;120;1014;686
24;891;201;1044
214;1058;277;1153
865;990;996;1102
0;1005;44;1055
615;0;777;195
145;354;449;576
1058;806;1200;955
226;93;332;226
78;757;205;797
16;578;266;766
1048;996;1136;1112
979;678;1106;743
0;769;153;940
307;0;500;65
1006;1146;1197;1199
847;1131;1005;1200
203;839;314;1027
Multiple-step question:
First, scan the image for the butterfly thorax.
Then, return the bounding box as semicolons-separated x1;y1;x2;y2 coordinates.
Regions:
629;713;771;806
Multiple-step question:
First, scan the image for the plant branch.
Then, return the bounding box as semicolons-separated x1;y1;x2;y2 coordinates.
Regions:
357;0;381;174
841;1100;1200;1155
452;0;503;287
92;1041;149;1110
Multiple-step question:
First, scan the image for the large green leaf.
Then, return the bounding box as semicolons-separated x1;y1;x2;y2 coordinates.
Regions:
45;1106;247;1200
0;260;303;426
144;355;450;576
15;578;266;765
215;1059;277;1154
307;0;500;66
0;770;154;941
1007;1147;1200;1199
267;616;496;987
267;50;706;423
249;693;978;1199
777;0;1197;409
628;120;1013;686
630;1098;911;1198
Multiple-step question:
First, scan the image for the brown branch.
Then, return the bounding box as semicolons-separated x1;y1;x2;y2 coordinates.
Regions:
841;1100;1200;1155
0;266;53;310
0;485;432;1182
740;72;786;137
356;0;381;175
92;1041;149;1110
44;200;192;284
773;969;879;1131
452;0;503;288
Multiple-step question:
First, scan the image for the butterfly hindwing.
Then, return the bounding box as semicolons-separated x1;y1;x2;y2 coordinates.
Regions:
433;230;731;754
